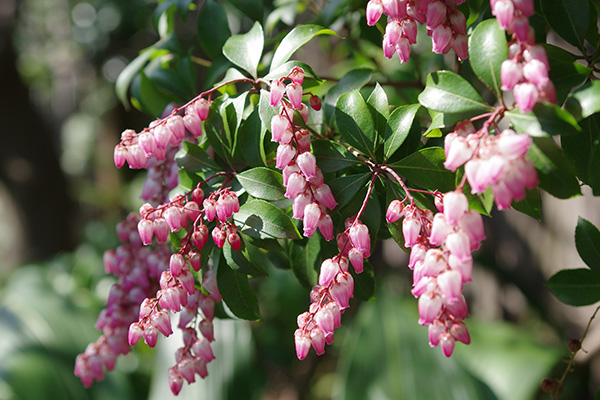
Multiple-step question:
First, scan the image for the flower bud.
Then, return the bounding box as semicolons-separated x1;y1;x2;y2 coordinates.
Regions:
514;82;539;113
270;79;285;106
276;144;297;169
297;151;317;180
309;95;322;111
303;203;322;237
195;98;210;121
426;1;447;30
286;83;303;109
366;0;384;25
386;199;405;223
418;292;442;325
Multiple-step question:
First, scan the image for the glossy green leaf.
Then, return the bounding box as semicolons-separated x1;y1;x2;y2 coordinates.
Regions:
384;104;421;161
204;97;233;165
391;147;456;192
197;0;232;59
237;108;266;167
312;140;361;172
562;114;600;184
328;173;370;210
259;89;279;135
233;199;301;239
270;24;339;71
590;130;600;195
223;240;266;277
424;110;473;136
217;261;262;320
336;90;377;157
507;103;581;137
528;137;581;199
367;83;390;143
222;22;263;78
546;268;600;306
511;188;542;220
264;60;321;81
237;167;286;201
145;64;190;99
175;141;220;172
290;235;321;289
226;0;263;21
541;0;589;50
575;217;600;273
468;19;507;98
565;81;600;121
418;71;493;115
545;44;593;104
115;50;154;109
324;69;373;122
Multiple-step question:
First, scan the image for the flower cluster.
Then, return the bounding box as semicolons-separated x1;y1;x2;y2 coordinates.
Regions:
269;67;338;239
387;191;485;356
444;123;538;210
294;219;371;359
366;0;468;62
493;0;555;112
74;213;171;387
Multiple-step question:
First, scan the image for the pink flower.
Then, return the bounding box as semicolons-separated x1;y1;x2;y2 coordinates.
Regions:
286;83;303;109
366;0;384;25
492;0;514;30
431;25;452;54
426;1;447;30
514;82;539;112
501;59;522;91
270;79;285;106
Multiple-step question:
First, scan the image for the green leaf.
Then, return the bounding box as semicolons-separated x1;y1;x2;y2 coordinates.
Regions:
203;96;233;165
324;69;373;122
384;104;421;161
312;140;361;172
575;217;600;273
289;235;321;289
270;24;339;71
590;131;600;195
541;0;589;51
507;103;581;137
565;81;600;121
418;71;493;115
131;71;176;117
226;0;263;21
264;60;321;82
424;110;473;136
223;240;266;277
353;260;375;301
197;0;232;59
468;19;507;98
511;188;542;220
222;21;264;78
545;44;593;104
145;64;190;99
233;199;301;239
175;141;221;172
546;269;600;306
328;173;370;210
391;147;456;192
562;114;600;184
336;90;377;157
237;107;265;167
217;261;262;320
528;137;581;199
116;48;154;109
367;83;390;144
237;167;286;201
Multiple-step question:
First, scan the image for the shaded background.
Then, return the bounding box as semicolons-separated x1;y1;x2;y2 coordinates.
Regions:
0;0;599;399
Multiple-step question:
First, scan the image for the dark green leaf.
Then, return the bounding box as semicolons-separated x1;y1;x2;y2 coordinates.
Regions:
590;131;600;195
352;260;375;301
367;83;390;144
562;114;600;184
237;108;265;167
545;44;593;104
264;60;321;81
223;240;267;277
197;0;232;59
131;72;177;117
145;64;190;99
175;141;220;172
233;199;301;239
468;19;507;98
270;24;339;71
512;188;542;220
528;137;581;199
222;22;264;78
226;0;263;21
241;233;285;252
541;0;589;50
204;97;233;165
565;81;600;121
384;104;421;161
328;173;370;210
290;235;321;289
336;90;377;157
237;167;286;201
418;71;493;115
391;147;456;192
546;268;600;306
575;217;600;273
507;103;581;137
312;140;361;172
424;110;473;136
217;261;262;320
324;69;373;122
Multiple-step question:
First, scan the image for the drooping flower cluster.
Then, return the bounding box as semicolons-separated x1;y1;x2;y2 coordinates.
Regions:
444;123;538;210
294;219;371;359
366;0;468;62
74;213;171;387
387;191;485;356
269;67;338;239
492;0;556;112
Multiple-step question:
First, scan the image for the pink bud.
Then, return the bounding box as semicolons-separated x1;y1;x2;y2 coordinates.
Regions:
331;272;354;309
298;103;309;123
349;223;371;257
153;218;170;243
114;146;127;168
200;320;215;341
212;226;226;248
510;14;530;42
310;328;326;355
270;79;286;106
431;25;452;54
449;11;466;35
286;83;303;109
170;254;186;277
297;151;317;180
403;217;421;247
164;207;182;232
514;82;539;113
314;184;338;210
195;98;210;121
271;115;289;143
203;198;217;222
383;39;396;59
429;213;453;246
385;21;402;47
303;203;322;237
228;231;241;251
319;258;339;286
128;322;143;345
309;95;322;111
443;191;468;226
285;172;306;199
297;129;312;152
446;294;469;319
168;374;184;395
283;163;301;186
289;67;305;85
366;0;384;25
418;292;442;325
386;199;405;223
426;1;447;30
183;113;203;137
458;210;485;248
276;144;297;169
142;325;158;348
167;115;186;141
396;38;411;63
292;193;311;219
348;248;364;274
294;329;312;360
492;181;513;210
437;270;462;302
440;333;455;357
402;18;418;44
422;249;447;277
492;0;514;30
152;310;173;337
314;307;335;336
280;128;293;146
428;320;446;347
444;135;473;172
451;34;468;61
138;131;157;156
496;129;531;159
200;296;215;320
382;0;404;19
407;1;426;24
409;243;427;270
500;59;523;91
137;219;154;245
523;59;549;89
318;214;334;241
192;337;215;362
523;45;549;70
445;231;471;263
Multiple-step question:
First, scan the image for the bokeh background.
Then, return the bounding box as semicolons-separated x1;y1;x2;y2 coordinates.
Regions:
0;0;599;399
